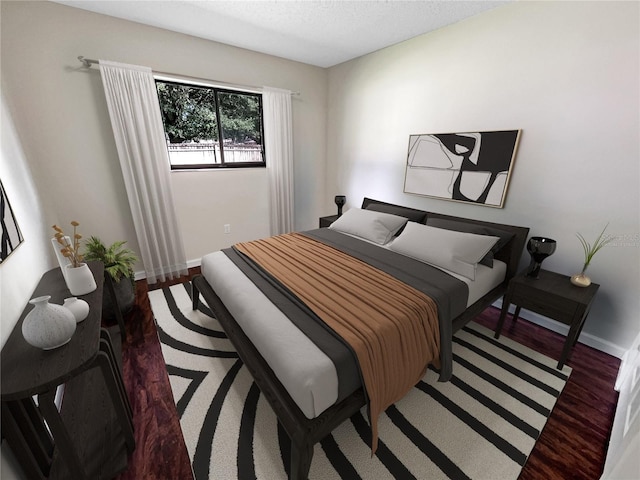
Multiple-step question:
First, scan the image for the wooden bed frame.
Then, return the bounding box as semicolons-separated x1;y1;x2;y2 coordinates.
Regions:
191;198;529;479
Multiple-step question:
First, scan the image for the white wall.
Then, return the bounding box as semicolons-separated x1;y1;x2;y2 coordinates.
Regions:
0;95;51;478
327;1;640;355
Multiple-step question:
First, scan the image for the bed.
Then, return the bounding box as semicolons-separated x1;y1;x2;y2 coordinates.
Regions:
191;197;529;479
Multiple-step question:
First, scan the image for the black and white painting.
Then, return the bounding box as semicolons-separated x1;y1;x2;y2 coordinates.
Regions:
1;179;24;263
404;130;521;208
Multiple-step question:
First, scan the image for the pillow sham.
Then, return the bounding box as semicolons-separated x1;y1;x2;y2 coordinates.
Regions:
388;222;500;280
426;217;514;268
329;208;408;245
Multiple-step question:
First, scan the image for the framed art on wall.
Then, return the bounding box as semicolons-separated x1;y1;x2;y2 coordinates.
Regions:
403;130;521;208
1;179;24;263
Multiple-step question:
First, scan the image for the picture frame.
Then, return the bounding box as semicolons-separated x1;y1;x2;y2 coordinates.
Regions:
1;179;24;263
403;130;521;208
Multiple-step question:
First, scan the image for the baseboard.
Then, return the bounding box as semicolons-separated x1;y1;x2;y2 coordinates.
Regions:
493;299;626;359
133;258;203;281
186;258;202;269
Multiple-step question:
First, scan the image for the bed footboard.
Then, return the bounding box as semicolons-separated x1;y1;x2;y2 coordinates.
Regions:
192;274;366;480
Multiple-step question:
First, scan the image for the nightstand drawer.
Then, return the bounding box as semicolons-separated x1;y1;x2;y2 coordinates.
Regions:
511;288;577;323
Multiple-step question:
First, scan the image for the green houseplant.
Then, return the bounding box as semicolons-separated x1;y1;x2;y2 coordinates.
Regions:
571;224;615;287
84;236;138;319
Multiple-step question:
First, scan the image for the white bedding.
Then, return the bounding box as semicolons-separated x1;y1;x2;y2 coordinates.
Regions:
201;243;506;420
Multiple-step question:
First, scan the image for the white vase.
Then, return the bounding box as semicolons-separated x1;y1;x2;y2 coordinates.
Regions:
22;295;76;350
65;263;97;296
570;272;592;287
63;297;90;323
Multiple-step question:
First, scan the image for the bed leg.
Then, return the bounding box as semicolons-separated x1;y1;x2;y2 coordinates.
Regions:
290;438;313;480
191;278;200;310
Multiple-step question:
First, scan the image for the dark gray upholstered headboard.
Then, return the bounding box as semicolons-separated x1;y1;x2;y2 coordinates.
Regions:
361;197;529;282
361;197;428;224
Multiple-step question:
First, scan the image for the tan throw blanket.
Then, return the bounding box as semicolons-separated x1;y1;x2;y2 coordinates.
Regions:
234;232;440;452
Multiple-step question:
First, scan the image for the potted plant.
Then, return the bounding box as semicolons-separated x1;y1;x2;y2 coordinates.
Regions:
571;224;615;287
83;236;138;319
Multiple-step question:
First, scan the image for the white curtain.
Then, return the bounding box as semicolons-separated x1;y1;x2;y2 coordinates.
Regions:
99;60;188;284
263;86;294;235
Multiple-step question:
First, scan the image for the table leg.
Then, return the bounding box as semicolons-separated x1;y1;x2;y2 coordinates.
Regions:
96;351;136;452
558;321;582;369
37;389;87;479
512;306;522;322
1;399;51;479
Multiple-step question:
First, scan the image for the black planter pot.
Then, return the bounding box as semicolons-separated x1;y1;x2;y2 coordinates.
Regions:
102;277;135;321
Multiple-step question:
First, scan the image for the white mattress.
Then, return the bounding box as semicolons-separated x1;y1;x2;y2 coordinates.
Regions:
201;246;506;420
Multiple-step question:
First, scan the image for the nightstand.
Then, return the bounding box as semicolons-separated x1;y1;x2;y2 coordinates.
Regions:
495;269;600;369
319;215;339;228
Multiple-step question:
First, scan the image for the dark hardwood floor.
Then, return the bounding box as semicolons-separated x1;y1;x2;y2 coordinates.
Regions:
114;269;619;479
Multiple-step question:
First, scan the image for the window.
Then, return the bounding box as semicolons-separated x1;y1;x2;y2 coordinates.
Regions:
155;80;265;169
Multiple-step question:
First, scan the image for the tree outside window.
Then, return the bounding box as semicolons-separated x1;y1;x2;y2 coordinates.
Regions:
156;80;265;169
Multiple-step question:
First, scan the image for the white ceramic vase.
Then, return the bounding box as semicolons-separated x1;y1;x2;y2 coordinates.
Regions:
570;272;592;287
63;297;90;323
22;295;76;350
65;263;97;296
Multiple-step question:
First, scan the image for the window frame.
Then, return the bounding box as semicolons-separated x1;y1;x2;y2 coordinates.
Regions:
155;79;266;170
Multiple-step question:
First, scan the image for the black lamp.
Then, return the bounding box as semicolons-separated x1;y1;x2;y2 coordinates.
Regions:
334;195;346;217
526;237;557;278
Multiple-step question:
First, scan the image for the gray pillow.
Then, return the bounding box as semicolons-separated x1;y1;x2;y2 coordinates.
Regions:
426;218;514;268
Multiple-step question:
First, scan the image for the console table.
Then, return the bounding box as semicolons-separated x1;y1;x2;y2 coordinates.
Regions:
1;262;134;479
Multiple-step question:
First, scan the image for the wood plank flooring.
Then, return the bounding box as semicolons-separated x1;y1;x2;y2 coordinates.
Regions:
114;270;619;480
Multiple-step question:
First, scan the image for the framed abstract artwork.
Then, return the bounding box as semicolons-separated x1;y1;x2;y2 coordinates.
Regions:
1;179;24;263
403;130;521;208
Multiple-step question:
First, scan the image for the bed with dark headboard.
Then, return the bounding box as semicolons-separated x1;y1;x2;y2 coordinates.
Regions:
192;197;529;479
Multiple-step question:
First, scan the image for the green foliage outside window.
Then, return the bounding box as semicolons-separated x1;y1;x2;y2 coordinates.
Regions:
156;82;218;143
156;81;263;148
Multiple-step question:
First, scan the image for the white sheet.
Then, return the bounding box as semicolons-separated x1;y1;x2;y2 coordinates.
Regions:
201;245;506;419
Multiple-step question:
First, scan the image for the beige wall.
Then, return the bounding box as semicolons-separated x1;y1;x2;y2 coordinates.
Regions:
1;3;326;476
1;0;327;267
327;1;640;354
2;0;638;477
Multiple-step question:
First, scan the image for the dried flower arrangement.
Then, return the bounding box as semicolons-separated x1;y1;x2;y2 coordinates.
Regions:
52;221;84;268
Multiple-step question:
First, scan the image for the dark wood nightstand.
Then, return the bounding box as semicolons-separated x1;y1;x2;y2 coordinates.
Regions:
495;269;600;369
319;215;339;228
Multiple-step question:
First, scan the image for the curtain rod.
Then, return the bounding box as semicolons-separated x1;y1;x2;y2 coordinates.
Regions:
77;56;299;95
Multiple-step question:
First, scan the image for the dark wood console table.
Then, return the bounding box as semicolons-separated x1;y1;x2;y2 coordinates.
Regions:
1;262;134;479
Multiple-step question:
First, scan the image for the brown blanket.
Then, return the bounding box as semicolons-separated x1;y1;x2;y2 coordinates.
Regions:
235;232;440;452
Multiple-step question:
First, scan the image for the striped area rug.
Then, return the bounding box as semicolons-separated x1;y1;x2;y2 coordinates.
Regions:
150;281;571;480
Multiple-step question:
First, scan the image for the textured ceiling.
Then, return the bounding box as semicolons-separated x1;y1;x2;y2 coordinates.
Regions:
53;0;509;68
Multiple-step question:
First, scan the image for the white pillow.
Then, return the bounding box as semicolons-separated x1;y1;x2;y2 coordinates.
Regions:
328;208;408;245
388;222;500;280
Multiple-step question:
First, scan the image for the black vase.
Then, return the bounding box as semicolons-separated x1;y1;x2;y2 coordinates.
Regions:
334;195;346;217
102;277;135;320
526;237;557;278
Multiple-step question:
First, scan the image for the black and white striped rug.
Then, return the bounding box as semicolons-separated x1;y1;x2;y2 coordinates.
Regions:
150;281;571;480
